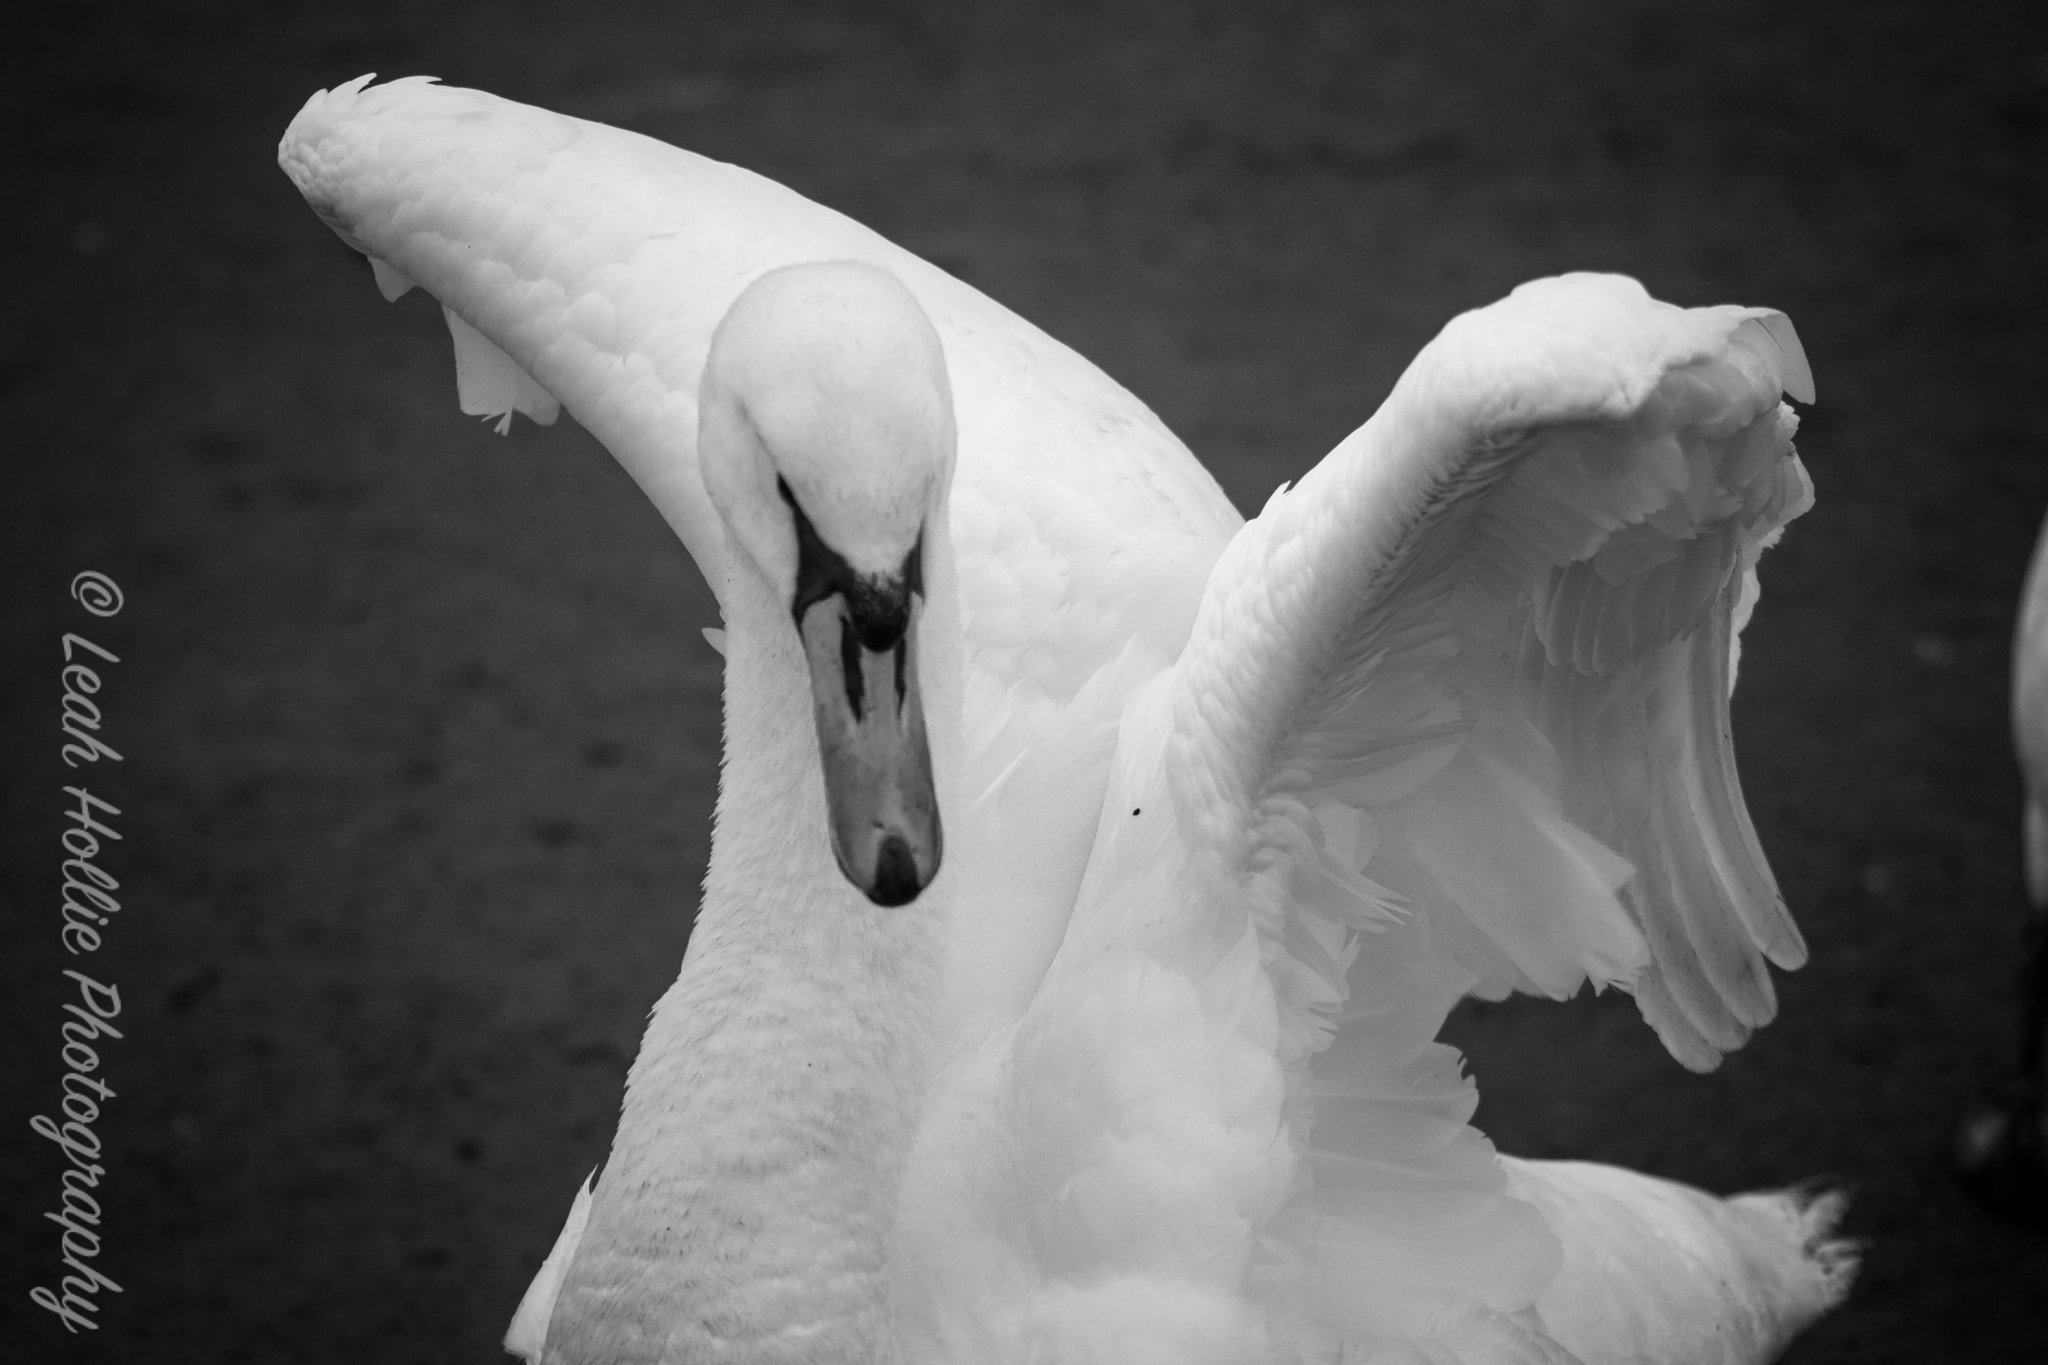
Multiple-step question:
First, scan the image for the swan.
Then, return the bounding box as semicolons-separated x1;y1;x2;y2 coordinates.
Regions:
1953;510;2048;1225
281;76;1855;1363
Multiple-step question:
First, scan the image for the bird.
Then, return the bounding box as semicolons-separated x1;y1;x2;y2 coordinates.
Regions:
282;76;1856;1364
1952;511;2048;1227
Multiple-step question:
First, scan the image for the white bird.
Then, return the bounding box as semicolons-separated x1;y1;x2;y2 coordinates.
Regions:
281;77;1855;1364
1952;512;2048;1223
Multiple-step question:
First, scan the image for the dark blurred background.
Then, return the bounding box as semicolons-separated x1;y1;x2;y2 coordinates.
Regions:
3;0;2045;1359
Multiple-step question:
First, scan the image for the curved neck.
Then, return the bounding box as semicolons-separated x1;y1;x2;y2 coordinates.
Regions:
544;531;961;1365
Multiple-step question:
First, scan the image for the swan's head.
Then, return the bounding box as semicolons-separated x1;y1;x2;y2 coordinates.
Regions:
698;261;954;907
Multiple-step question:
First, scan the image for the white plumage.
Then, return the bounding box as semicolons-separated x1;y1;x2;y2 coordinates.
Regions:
2015;517;2048;908
281;76;1853;1364
1949;512;2048;1220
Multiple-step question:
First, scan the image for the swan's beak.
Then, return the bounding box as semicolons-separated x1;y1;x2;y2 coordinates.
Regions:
796;589;941;907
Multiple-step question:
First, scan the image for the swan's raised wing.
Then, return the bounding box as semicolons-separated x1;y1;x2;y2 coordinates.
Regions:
278;77;1235;617
279;76;1242;1038
1172;271;1814;1068
967;274;1816;1357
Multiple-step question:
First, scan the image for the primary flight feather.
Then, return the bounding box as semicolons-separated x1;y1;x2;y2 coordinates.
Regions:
281;75;1851;1364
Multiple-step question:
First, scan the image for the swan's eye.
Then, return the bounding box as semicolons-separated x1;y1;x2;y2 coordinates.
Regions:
784;484;857;625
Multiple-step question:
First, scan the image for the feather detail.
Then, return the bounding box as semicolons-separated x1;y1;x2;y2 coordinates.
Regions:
1505;1161;1855;1365
443;305;560;434
502;1171;595;1363
369;254;417;300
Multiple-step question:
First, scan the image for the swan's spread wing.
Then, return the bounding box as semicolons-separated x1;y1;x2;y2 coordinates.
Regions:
278;77;1235;597
949;275;1814;1357
1218;272;1810;1346
1174;271;1814;1067
279;74;1240;1038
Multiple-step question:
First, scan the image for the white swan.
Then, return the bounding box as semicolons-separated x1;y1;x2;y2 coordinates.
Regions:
2008;514;2048;1118
1952;512;2048;1222
281;77;1855;1364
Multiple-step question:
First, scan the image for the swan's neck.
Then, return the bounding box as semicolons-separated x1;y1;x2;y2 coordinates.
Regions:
545;548;959;1365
